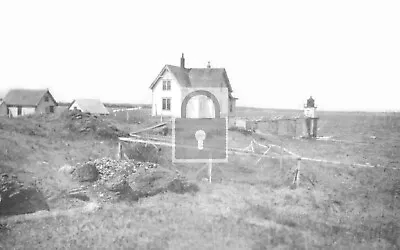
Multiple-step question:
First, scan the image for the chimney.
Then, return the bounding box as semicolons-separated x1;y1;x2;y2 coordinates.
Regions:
180;53;185;68
207;61;211;68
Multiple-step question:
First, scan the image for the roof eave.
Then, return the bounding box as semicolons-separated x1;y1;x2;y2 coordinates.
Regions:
67;100;76;110
5;104;38;107
39;90;58;106
149;65;169;90
223;69;233;92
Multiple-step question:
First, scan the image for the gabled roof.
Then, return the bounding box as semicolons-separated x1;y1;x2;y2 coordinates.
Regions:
150;65;233;92
69;99;109;115
3;89;57;106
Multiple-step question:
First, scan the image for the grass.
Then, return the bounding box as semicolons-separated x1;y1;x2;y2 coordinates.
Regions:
0;107;399;249
2;177;398;249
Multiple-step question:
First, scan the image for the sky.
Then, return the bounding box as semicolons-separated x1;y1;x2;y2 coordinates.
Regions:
0;0;399;112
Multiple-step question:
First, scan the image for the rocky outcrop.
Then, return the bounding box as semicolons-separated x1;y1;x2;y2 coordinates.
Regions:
0;174;49;216
68;157;199;202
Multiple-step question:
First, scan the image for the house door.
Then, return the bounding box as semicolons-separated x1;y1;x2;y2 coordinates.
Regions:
17;106;22;116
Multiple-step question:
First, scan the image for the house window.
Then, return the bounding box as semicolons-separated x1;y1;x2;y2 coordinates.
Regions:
17;106;22;116
44;96;49;102
49;106;54;113
162;98;171;111
162;80;171;91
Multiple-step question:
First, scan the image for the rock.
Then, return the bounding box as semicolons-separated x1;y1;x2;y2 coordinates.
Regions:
71;157;198;202
73;162;99;182
83;202;101;213
167;178;186;193
67;193;90;201
104;176;131;192
0;176;49;216
59;164;76;175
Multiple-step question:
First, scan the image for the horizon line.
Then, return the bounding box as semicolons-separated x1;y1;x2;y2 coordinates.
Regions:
53;101;399;113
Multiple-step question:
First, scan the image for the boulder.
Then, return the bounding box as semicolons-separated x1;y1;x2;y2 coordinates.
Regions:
104;176;131;193
82;202;101;213
73;163;99;182
59;164;76;175
0;176;49;216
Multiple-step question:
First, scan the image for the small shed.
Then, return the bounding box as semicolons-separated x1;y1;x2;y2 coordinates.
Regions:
68;99;109;115
0;89;58;117
230;118;256;131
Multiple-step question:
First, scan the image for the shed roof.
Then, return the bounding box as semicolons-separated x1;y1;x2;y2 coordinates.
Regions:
3;89;57;106
150;65;233;92
69;99;109;115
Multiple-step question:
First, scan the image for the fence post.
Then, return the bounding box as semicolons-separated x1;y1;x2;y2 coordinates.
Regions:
304;118;311;137
296;158;301;187
280;141;284;170
117;142;123;160
208;157;213;183
312;118;318;138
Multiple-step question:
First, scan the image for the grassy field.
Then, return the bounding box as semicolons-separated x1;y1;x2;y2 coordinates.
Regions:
0;107;399;249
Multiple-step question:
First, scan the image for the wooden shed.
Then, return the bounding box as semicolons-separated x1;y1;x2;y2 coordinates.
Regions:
0;89;57;117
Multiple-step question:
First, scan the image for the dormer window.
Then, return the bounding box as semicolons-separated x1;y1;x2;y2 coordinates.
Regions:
44;96;49;102
162;80;171;91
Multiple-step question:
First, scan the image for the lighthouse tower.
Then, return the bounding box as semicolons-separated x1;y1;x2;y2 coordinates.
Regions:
304;96;316;117
303;96;318;138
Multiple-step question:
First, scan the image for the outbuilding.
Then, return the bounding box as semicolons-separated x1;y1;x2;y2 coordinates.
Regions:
68;99;109;115
0;89;58;117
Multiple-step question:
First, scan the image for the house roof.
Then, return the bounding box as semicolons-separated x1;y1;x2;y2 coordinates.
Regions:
3;89;57;106
150;65;233;92
69;99;109;115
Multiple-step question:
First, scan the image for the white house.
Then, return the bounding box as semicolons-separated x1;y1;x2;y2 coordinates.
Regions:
149;54;237;118
68;99;109;115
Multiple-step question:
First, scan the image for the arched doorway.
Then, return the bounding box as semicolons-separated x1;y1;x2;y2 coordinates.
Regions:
181;90;220;118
